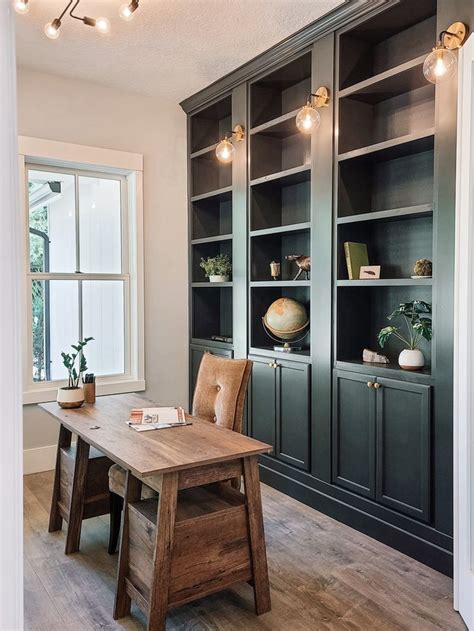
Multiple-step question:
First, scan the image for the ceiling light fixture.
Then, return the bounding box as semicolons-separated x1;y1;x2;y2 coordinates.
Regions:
15;0;139;40
423;22;469;84
13;0;29;15
215;125;245;163
296;87;330;134
119;0;139;21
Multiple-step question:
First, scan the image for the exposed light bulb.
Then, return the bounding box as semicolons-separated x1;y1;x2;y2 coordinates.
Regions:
14;0;29;15
119;0;139;20
215;137;235;164
295;102;321;134
44;19;61;40
95;17;110;33
119;4;133;20
423;46;457;84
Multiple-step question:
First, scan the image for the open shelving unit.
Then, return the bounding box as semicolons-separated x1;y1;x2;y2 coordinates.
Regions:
249;51;312;359
189;95;234;349
334;0;437;375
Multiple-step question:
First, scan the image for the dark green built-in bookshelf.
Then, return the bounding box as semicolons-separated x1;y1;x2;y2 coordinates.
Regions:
183;0;474;576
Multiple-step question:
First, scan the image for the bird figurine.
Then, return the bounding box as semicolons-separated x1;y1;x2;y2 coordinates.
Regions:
286;255;311;281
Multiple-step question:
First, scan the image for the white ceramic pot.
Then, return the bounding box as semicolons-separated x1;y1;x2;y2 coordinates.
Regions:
209;275;229;283
57;386;85;409
398;349;425;371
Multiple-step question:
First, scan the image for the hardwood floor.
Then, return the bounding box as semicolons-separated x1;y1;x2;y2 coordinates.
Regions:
24;471;464;630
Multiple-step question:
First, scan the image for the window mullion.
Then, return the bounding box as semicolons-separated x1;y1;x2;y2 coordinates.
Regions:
75;172;81;273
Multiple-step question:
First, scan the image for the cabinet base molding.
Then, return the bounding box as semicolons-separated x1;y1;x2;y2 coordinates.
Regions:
258;462;453;577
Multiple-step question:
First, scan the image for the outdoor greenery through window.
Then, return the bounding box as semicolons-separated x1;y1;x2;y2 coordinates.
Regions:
27;165;127;384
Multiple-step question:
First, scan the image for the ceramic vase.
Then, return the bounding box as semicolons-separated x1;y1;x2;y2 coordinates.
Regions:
398;349;425;371
57;386;85;409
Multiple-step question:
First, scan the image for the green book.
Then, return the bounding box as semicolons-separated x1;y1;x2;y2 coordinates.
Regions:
344;242;369;280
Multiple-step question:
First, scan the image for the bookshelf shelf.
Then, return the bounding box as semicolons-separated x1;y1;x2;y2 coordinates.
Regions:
191;185;232;203
337;204;433;224
191;234;232;245
337;278;432;287
338;129;435;163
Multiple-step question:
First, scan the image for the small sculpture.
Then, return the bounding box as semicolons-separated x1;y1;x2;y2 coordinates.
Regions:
413;258;432;277
363;348;390;364
286;254;311;281
270;261;281;280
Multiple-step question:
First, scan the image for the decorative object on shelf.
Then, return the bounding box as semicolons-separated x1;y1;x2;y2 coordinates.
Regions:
344;242;368;280
119;0;139;20
362;348;389;364
200;253;231;282
262;297;309;352
211;335;233;343
15;0;139;39
359;265;381;280
285;254;311;281
57;337;94;408
215;125;245;163
83;373;96;404
423;22;469;84
270;261;281;280
295;86;330;134
377;300;432;371
411;258;432;279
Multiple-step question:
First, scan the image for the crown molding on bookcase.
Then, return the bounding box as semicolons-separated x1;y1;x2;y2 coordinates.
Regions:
180;0;400;114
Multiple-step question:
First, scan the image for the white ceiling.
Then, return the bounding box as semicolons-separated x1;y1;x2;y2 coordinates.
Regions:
16;0;343;102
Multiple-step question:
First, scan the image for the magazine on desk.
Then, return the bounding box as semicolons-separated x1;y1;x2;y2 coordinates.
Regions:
127;406;190;431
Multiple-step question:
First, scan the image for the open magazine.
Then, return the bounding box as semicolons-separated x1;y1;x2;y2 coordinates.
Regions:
127;406;190;431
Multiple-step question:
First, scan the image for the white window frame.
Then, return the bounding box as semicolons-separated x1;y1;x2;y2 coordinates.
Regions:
19;136;145;404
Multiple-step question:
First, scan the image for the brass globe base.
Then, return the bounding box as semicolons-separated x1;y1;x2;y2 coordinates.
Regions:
443;22;469;49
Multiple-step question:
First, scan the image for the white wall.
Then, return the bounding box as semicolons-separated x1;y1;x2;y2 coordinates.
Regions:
18;67;188;460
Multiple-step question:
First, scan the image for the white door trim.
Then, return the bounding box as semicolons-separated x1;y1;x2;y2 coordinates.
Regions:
454;33;474;630
0;3;24;629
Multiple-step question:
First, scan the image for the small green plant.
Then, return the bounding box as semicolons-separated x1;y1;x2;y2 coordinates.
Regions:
61;337;94;389
378;300;432;350
200;253;231;278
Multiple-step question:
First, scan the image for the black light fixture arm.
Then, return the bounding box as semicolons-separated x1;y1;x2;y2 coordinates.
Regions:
51;0;73;27
69;0;93;25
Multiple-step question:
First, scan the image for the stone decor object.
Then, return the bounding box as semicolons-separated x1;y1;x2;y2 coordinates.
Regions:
362;348;390;364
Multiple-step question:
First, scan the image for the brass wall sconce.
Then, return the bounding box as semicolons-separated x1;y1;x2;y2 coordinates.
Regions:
423;21;469;84
215;124;245;163
296;86;330;134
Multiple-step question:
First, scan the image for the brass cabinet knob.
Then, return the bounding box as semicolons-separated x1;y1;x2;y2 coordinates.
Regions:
273;362;280;369
268;362;273;367
367;381;374;388
374;382;381;389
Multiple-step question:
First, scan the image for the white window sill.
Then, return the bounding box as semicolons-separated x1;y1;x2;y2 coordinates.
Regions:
23;378;146;405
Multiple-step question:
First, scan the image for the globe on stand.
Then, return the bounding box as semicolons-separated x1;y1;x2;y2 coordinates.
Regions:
262;297;309;352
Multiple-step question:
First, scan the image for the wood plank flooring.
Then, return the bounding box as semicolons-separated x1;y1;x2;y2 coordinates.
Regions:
24;471;465;630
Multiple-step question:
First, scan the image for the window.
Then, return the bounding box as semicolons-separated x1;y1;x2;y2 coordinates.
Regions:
23;153;143;402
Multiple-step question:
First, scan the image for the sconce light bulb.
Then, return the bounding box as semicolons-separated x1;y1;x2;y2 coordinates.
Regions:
215;137;235;164
95;17;111;33
44;19;61;39
423;46;457;84
296;102;321;134
14;0;29;15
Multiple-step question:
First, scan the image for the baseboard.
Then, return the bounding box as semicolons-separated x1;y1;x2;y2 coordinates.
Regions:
23;444;56;475
259;463;453;577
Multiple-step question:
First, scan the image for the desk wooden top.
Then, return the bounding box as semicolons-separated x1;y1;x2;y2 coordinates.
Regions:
40;393;271;477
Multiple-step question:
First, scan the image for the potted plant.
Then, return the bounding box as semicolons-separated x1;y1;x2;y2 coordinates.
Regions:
200;253;231;282
377;300;432;370
57;337;94;408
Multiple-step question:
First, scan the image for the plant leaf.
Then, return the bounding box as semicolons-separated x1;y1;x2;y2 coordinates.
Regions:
377;325;398;348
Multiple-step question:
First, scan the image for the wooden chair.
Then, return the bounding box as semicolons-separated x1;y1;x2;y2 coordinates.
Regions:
107;353;253;553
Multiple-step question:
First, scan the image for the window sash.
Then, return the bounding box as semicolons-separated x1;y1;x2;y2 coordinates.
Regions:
25;162;131;387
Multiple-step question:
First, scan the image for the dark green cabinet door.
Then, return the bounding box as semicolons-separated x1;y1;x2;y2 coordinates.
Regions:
189;345;233;404
249;358;277;451
376;378;431;522
333;370;376;498
277;361;310;471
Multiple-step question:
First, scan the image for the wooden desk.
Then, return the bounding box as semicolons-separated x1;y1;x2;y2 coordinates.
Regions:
40;393;272;630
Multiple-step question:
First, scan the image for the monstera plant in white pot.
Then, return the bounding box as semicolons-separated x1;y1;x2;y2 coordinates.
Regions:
378;300;432;371
57;337;94;408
